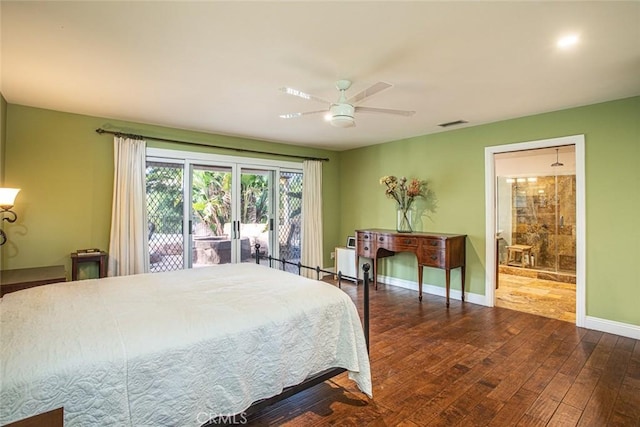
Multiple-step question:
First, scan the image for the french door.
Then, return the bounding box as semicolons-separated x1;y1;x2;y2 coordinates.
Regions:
191;165;274;267
146;149;302;272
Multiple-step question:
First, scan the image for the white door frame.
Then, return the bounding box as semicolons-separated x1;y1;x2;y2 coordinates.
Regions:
484;135;586;327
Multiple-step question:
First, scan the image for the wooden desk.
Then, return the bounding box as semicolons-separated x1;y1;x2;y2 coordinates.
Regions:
356;229;466;306
0;265;67;297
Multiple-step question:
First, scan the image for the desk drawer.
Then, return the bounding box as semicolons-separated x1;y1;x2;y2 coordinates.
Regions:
423;238;445;249
386;236;419;252
358;232;375;242
357;240;376;258
420;248;445;268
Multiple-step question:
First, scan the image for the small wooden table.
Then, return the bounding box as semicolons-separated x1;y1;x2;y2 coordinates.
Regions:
71;251;108;280
0;265;67;297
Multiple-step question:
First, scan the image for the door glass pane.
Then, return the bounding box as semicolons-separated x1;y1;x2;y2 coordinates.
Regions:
240;169;270;264
146;161;184;272
279;171;303;273
191;165;233;267
556;174;576;275
497;174;577;275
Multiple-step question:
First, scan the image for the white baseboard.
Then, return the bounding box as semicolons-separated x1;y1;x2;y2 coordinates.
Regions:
584;316;640;340
377;274;488;306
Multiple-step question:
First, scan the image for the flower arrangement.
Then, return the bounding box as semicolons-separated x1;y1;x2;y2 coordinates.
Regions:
380;175;428;232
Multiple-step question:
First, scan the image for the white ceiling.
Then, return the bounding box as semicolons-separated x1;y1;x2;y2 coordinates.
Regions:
1;1;639;151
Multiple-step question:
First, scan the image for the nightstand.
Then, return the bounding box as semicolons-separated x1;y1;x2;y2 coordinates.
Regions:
71;251;108;280
0;265;67;297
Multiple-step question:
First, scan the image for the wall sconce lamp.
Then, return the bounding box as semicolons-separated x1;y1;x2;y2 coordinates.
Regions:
0;188;21;246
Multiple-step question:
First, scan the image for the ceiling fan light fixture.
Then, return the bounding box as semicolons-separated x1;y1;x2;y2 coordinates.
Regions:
330;115;355;128
280;79;412;128
329;103;355;128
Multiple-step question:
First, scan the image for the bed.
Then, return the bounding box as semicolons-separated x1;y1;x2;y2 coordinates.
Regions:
0;262;371;426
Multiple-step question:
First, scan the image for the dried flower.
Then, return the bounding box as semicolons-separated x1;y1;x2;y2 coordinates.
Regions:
380;175;427;212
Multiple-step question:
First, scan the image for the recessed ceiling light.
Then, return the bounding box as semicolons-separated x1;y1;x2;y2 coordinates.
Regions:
557;34;579;49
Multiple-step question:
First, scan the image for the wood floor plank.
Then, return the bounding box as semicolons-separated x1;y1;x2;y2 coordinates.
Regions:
522;395;562;425
577;384;618;427
540;372;575;402
547;402;583;426
561;366;603;410
610;378;640;424
246;280;640;426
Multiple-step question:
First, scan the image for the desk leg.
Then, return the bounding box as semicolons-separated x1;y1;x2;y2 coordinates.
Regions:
372;257;378;290
461;265;466;302
445;269;451;307
418;265;423;301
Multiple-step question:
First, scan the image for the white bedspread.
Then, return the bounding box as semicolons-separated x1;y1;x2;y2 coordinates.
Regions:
0;263;371;426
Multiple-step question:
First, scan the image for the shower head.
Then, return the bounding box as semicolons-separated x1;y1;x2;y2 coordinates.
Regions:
551;148;564;167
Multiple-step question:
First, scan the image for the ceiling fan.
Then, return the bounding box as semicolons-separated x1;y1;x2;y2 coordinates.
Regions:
279;80;415;128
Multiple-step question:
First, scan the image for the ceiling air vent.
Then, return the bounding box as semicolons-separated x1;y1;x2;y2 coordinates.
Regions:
438;119;468;128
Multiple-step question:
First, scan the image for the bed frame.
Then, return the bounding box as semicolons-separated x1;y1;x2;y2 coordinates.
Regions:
202;244;371;425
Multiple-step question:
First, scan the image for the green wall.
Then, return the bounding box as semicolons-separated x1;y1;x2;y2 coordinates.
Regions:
340;96;640;327
1;105;341;276
3;97;639;328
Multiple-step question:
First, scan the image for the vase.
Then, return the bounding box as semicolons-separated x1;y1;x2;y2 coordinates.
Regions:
396;208;412;233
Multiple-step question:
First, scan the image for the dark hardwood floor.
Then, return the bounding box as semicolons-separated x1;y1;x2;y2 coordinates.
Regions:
248;279;640;426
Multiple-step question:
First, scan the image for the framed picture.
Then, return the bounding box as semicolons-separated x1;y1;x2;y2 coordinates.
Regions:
346;236;356;249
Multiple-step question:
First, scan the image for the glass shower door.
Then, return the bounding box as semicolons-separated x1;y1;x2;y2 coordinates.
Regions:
496;174;576;275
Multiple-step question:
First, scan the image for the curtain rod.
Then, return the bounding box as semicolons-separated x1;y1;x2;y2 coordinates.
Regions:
95;128;330;162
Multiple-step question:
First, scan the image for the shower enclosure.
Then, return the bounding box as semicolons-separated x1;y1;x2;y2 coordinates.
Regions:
495;147;577;278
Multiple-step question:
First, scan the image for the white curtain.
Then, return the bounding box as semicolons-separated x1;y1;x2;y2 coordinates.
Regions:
108;136;149;276
301;160;323;278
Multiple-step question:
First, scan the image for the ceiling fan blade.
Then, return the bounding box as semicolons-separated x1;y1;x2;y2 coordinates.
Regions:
355;106;416;117
347;81;393;104
279;110;326;119
279;87;331;105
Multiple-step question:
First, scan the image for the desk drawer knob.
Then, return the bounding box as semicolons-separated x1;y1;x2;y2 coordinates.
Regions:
404;239;412;244
430;241;438;246
379;237;384;242
364;246;369;251
431;255;438;261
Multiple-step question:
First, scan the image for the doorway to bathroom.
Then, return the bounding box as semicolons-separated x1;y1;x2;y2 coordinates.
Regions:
484;135;586;326
495;146;576;322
